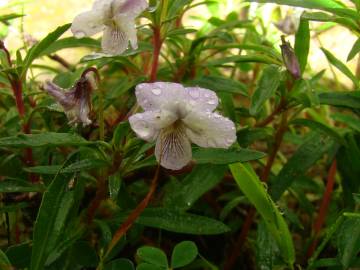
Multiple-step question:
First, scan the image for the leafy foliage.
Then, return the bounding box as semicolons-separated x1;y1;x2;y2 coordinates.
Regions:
0;0;360;269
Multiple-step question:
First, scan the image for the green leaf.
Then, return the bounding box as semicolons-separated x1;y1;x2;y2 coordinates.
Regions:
0;249;12;270
229;163;295;266
193;148;266;164
271;132;336;200
171;241;198;269
24;159;108;174
290;118;345;145
237;127;273;147
0;132;92;148
348;38;360;61
0;179;44;193
189;75;248;96
321;47;359;88
21;24;71;78
248;0;344;10
256;220;275;270
137;246;168;268
318;91;360;109
30;168;75;270
164;165;227;210
112;208;230;235
6;242;31;269
250;65;281;116
0;13;24;23
104;259;135;270
331;113;360;133
336;218;360;268
137;263;164;270
295;18;310;74
39;37;100;56
206;55;281;67
109;173;122;201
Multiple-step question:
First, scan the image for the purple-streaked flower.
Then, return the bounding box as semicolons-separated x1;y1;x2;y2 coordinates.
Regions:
44;70;98;126
71;0;148;55
129;82;237;170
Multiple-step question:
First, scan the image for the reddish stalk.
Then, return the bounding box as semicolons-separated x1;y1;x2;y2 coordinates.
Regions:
306;159;337;258
149;26;162;82
104;165;161;258
224;111;288;270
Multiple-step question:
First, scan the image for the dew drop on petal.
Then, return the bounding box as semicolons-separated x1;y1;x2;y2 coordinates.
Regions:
151;88;162;95
204;93;210;98
207;99;216;105
189;88;200;99
74;31;86;38
134;120;151;137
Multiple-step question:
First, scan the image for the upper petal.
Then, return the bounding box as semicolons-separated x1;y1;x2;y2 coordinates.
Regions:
135;82;188;111
155;124;192;170
183;110;236;148
129;109;177;142
71;9;105;37
184;86;219;112
114;0;149;18
101;25;128;55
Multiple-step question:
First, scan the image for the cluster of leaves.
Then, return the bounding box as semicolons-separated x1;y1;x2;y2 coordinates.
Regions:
0;0;360;269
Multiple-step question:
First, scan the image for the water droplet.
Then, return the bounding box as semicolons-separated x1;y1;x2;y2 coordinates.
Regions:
261;182;268;191
134;120;150;137
186;202;192;206
204;93;210;98
151;88;162;95
189;88;200;99
231;126;235;130
207;99;216;105
74;31;86;38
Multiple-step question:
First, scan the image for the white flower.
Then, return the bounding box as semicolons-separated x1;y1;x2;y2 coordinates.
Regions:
71;0;148;55
44;72;97;126
129;82;237;170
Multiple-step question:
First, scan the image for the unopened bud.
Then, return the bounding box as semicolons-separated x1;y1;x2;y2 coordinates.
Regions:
280;36;301;80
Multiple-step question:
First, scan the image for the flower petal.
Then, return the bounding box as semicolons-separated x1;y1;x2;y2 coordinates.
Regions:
114;14;138;49
101;25;128;55
129;110;177;142
183;110;236;148
184;86;219;112
117;0;148;17
44;81;75;108
135;82;187;111
155;124;192;170
71;9;105;38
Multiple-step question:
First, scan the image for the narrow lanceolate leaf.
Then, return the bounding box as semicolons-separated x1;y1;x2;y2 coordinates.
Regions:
318;91;360;109
0;249;12;270
331;113;360;133
189;75;248;96
248;0;344;10
337;218;360;268
0;132;92;148
24;159;109;174
39;37;100;57
321;48;359;88
348;38;360;61
164;165;227;210
112;208;230;235
21;24;71;78
30;170;75;270
229;163;295;266
0;179;44;193
271;132;336;200
250;65;281;116
193;148;266;164
295;18;310;74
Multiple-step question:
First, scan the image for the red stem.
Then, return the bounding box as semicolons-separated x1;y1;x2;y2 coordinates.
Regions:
10;80;25;118
105;165;160;257
149;26;162;82
306;159;337;258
